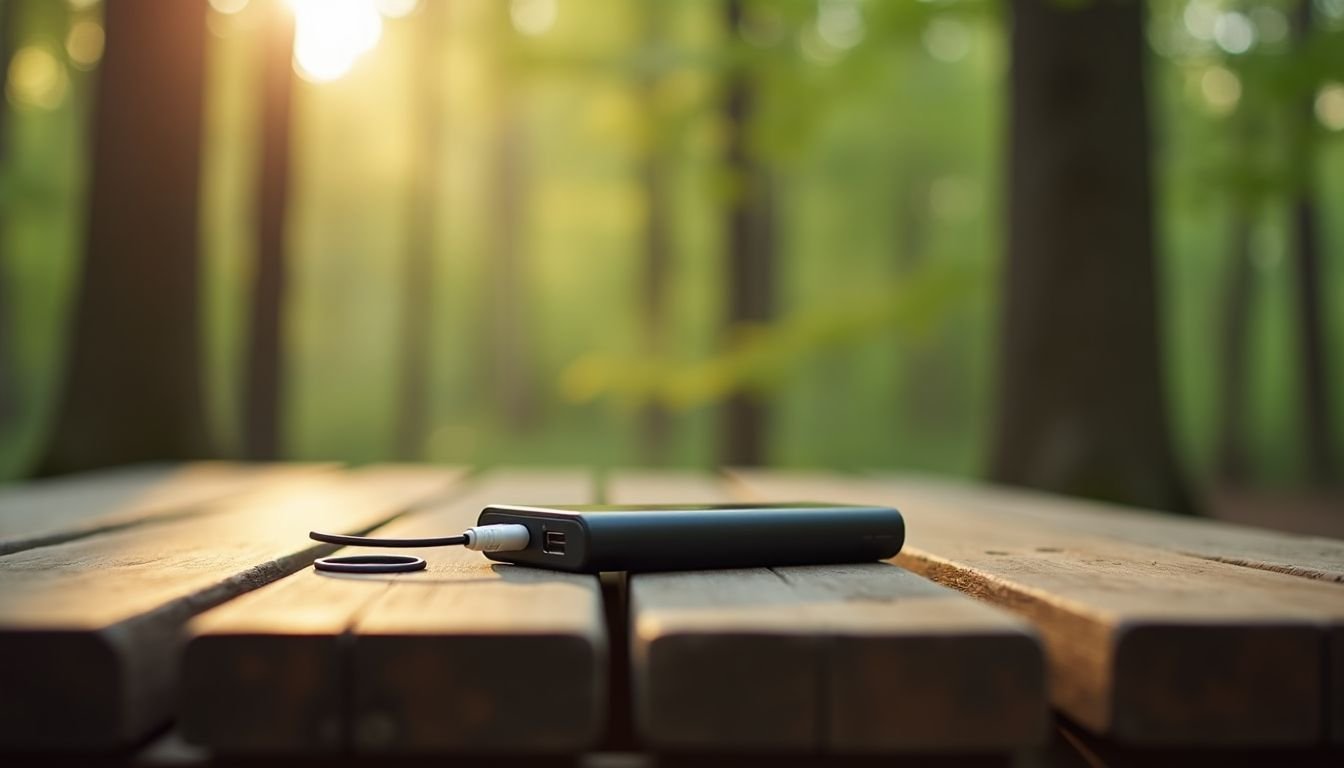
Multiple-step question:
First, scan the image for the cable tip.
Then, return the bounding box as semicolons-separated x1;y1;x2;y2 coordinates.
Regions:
462;524;531;553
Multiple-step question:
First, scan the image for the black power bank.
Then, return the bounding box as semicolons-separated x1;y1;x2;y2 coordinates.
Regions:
476;502;904;573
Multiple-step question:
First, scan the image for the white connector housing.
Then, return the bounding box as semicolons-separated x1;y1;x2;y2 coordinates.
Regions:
462;524;531;553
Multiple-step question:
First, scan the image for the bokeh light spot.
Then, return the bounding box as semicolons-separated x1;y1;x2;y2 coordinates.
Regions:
816;0;864;51
1200;65;1241;115
1315;0;1344;20
510;0;557;37
1315;82;1344;131
6;44;69;111
1183;0;1218;42
66;19;105;70
1214;12;1255;54
923;18;970;63
209;0;249;14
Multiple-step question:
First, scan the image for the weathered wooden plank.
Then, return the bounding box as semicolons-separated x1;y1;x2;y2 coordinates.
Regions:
872;473;1344;583
179;563;390;752
614;472;1047;753
1053;718;1344;768
349;471;604;753
1333;625;1344;745
729;471;1344;747
0;462;335;556
181;470;606;754
0;465;462;751
895;472;1344;743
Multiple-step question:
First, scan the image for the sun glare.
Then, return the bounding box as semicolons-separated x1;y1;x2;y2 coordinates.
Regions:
375;0;420;19
289;0;384;82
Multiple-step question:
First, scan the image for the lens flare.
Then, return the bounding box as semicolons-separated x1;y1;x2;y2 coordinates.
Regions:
374;0;419;19
289;0;383;82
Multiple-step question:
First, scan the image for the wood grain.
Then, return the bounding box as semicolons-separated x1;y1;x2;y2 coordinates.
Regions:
873;473;1344;583
182;470;607;754
0;465;461;751
729;471;1344;747
0;462;334;556
613;472;1047;753
179;567;390;752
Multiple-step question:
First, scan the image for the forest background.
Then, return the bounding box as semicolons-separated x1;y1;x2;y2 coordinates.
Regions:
0;0;1341;519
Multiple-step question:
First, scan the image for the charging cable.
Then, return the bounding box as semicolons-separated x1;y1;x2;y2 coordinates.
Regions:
309;523;530;573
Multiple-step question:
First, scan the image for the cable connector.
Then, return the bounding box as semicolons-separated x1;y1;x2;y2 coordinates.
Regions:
461;524;531;553
309;523;531;553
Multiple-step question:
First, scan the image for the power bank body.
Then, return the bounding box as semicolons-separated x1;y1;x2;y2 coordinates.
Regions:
476;502;904;573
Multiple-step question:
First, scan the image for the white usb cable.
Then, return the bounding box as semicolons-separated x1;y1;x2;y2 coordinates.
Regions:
308;524;532;573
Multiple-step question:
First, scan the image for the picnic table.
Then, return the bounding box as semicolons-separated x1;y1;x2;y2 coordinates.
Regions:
1;463;1341;766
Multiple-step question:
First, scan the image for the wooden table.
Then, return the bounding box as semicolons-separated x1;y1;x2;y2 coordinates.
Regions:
0;463;1340;766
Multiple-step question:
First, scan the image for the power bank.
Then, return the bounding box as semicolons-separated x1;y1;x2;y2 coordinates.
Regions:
475;502;904;573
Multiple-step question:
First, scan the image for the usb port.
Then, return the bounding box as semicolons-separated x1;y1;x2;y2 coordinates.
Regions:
543;530;567;555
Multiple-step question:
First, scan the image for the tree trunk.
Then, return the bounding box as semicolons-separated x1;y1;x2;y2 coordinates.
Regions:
640;1;671;465
483;16;535;434
242;0;295;460
0;0;20;436
1290;0;1336;484
991;0;1191;512
36;0;212;475
1215;204;1254;480
394;0;446;460
720;0;774;467
640;143;673;464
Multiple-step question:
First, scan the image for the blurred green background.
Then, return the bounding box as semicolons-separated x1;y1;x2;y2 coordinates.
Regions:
1;0;1341;494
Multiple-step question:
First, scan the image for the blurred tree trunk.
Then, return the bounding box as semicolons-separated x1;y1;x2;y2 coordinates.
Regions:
1215;204;1254;480
721;0;774;466
0;0;19;435
487;110;536;432
242;0;295;460
394;0;446;460
483;7;535;435
894;167;930;273
640;1;671;465
1290;0;1336;483
991;0;1191;512
36;0;212;475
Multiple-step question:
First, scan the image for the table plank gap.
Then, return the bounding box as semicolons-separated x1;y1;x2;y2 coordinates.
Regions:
0;464;465;751
869;472;1344;584
346;469;606;754
185;469;607;754
729;471;1344;748
614;471;1046;754
0;462;339;556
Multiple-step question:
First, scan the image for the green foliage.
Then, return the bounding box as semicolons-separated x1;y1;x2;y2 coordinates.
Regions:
559;261;980;410
0;0;1340;484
